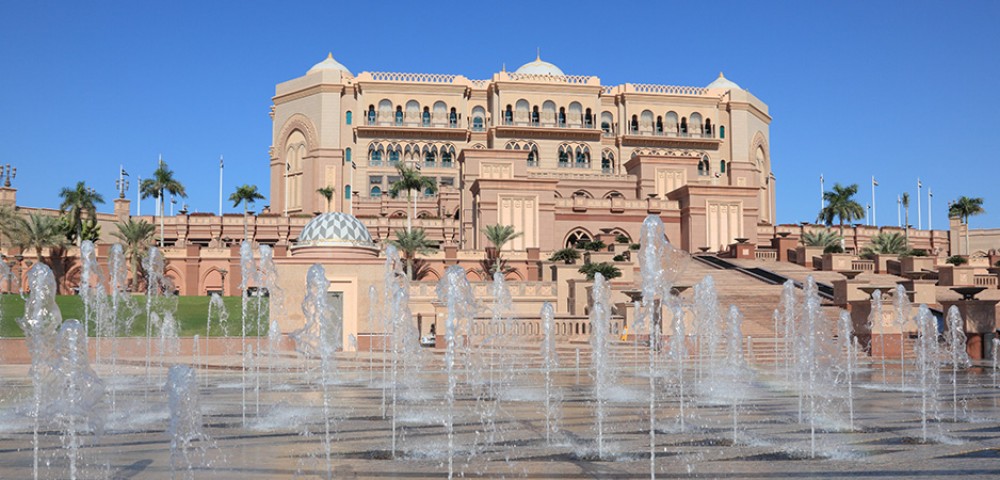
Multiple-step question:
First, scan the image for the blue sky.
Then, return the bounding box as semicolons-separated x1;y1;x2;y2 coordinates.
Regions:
1;1;998;228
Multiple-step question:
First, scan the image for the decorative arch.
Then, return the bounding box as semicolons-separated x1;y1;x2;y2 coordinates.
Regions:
416;210;433;219
466;269;485;282
572;190;593;199
603;190;624;199
750;131;770;169
201;267;225;295
390;210;407;218
164;267;184;294
277;114;319;154
564;228;593;248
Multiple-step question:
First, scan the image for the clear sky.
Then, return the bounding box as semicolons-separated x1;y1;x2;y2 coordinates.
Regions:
1;1;998;228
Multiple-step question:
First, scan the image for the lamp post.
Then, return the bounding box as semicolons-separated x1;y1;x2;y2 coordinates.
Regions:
219;268;228;296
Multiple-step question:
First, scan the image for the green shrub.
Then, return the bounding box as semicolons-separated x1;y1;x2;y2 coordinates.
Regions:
548;247;580;264
824;244;845;254
579;262;622;281
860;232;908;256
580;240;606;252
612;254;626;262
615;234;630;244
629;243;641;251
946;255;968;266
802;230;842;248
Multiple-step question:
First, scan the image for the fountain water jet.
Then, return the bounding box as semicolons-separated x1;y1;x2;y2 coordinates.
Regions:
437;265;477;479
944;306;971;421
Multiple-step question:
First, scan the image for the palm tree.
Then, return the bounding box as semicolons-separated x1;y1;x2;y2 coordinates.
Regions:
800;229;842;249
111;218;155;291
388;164;436;233
58;181;105;246
481;224;522;275
901;192;910;248
229;184;266;242
949;196;986;256
0;205;21;248
140;161;186;247
10;214;67;266
316;186;335;213
388;228;435;279
861;232;908;257
817;183;865;247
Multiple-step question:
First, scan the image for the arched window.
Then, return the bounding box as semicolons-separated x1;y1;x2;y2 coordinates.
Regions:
697;161;704;176
424;148;435;167
630;115;638;133
378;99;392;122
527;145;538;166
369;146;383;166
531;106;539;126
690;113;702;135
584;108;593;128
367;105;376;125
424;187;434;196
680;117;688;135
566;230;592;249
345;185;351;199
558;147;569;167
640;110;654;132
389;148;400;164
704;118;713;136
700;155;710;175
504;105;513;124
346;111;352;125
720;125;725;139
666;111;678;134
575;147;589;168
720;160;727;173
395;106;403;125
471;106;485;131
569;102;582;125
433;101;447;124
422;107;431;126
601;150;614;173
558;107;566;127
345;147;352;163
656;116;663;133
441;148;453;166
449;108;458;127
370;186;382;197
515;99;529;123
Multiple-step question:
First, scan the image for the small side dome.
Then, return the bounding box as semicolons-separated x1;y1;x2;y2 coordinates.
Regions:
307;52;352;76
515;53;565;76
297;212;373;247
706;72;742;91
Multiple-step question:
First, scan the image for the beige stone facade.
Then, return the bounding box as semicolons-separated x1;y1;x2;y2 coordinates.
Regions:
270;54;776;252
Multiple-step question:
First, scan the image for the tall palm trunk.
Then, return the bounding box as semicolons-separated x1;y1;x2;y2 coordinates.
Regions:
409;188;415;233
243;202;249;243
966;215;971;256
159;193;165;248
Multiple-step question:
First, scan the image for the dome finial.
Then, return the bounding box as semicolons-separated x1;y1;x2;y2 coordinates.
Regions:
536;47;541;61
327;52;334;59
719;71;724;78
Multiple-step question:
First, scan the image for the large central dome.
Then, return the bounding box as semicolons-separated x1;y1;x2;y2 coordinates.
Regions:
296;212;373;247
515;53;565;76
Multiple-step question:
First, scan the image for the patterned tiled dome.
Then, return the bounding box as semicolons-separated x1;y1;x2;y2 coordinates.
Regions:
297;212;373;247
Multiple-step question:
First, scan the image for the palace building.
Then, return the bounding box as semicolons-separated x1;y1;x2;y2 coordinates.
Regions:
270;53;775;253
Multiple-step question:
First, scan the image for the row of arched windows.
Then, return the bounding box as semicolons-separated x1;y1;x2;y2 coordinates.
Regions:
629;111;718;137
368;142;457;167
503;100;595;128
347;105;726;139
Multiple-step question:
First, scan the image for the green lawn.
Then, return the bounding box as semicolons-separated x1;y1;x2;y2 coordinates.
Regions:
0;294;269;338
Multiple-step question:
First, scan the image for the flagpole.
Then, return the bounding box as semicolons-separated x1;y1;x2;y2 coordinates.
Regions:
819;174;824;212
219;155;224;216
916;178;922;230
871;176;877;226
137;175;142;216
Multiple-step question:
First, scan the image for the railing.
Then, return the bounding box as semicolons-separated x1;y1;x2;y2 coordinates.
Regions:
469;79;489;89
368;71;459;83
974;274;999;288
506;72;596;84
630;83;709;96
851;259;876;272
755;249;778;262
627;129;717;139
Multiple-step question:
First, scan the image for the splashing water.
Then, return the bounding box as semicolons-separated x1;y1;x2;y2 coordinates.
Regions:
590;273;613;460
437;265;476;479
944;306;971;421
540;302;560;445
167;365;206;480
